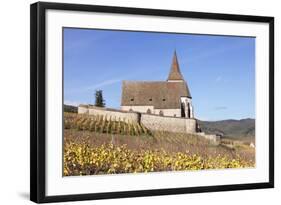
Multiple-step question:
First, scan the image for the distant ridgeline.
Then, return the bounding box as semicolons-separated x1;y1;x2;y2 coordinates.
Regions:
198;119;255;138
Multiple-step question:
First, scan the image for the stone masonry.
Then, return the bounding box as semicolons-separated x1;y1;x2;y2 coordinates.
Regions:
78;105;196;134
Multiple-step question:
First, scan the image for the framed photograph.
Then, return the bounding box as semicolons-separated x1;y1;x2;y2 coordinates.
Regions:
30;2;274;203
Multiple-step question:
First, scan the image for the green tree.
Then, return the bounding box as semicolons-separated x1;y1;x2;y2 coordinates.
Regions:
95;90;105;107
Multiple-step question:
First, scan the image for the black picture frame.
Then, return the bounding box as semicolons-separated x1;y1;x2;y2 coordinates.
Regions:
30;1;274;203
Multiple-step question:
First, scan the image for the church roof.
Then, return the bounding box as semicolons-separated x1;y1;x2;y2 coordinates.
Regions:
121;81;191;109
167;51;185;81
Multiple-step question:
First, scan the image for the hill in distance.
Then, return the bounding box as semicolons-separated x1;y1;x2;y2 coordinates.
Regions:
198;118;255;138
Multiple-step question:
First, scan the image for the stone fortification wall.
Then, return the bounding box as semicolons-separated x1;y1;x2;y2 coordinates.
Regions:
196;132;221;145
78;105;140;123
78;105;196;133
140;113;196;133
78;106;89;114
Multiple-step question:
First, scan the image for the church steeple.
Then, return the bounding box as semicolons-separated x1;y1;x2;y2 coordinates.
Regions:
167;50;184;82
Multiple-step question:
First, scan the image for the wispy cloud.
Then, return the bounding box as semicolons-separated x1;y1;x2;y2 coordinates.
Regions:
215;75;229;84
64;33;110;51
215;76;222;82
87;79;122;90
214;106;228;110
69;70;141;94
181;40;249;65
65;78;123;96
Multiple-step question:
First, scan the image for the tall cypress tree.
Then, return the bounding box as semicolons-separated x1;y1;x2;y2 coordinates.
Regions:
95;90;105;107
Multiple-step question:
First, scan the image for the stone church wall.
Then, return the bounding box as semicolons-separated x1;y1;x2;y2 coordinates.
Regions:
140;114;196;133
153;108;181;117
78;105;196;133
121;106;181;117
78;106;89;114
78;105;140;123
121;105;154;114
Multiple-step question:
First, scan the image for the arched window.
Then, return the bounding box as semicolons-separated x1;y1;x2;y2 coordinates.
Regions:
187;103;191;118
181;102;186;118
146;109;151;114
129;108;133;112
159;110;164;116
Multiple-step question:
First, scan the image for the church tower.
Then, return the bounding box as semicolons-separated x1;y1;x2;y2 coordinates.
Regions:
167;51;194;118
167;51;185;82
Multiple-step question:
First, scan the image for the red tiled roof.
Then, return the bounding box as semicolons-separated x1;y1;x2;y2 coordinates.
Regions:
121;81;191;109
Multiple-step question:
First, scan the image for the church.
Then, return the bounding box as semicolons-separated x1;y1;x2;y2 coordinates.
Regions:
121;51;194;118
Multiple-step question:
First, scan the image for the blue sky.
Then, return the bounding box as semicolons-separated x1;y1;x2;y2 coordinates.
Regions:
64;28;255;121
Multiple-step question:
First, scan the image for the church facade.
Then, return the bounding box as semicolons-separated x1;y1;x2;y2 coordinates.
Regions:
121;51;194;118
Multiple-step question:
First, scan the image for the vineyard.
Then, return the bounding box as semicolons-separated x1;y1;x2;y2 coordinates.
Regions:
63;112;255;176
64;112;151;136
64;140;254;176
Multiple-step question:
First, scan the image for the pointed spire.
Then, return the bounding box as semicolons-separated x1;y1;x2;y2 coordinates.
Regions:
167;50;184;81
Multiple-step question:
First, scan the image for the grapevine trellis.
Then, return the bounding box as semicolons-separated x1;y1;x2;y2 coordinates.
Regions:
64;113;152;136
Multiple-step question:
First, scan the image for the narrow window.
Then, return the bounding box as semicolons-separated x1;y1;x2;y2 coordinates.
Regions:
147;109;151;114
149;98;152;101
187;103;191;118
130;98;134;101
181;102;186;118
162;99;166;101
